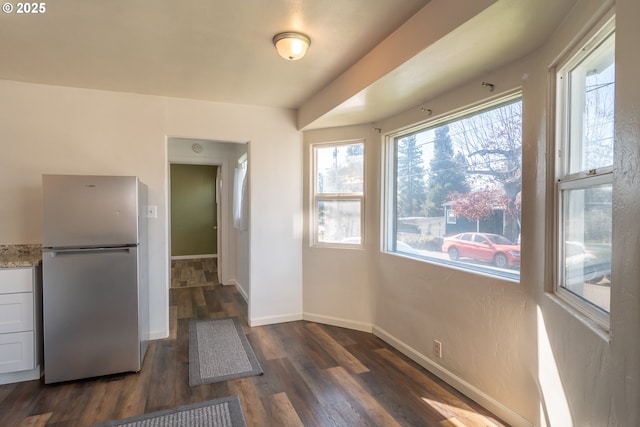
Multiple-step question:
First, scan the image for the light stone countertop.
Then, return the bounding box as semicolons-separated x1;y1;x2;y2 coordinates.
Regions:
0;244;42;268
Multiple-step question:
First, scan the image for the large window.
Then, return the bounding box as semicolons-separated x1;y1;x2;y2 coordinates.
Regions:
384;94;523;281
554;16;614;326
312;141;364;247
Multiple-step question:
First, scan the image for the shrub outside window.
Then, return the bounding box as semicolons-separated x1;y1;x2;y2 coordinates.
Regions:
312;141;364;246
384;94;522;281
555;16;614;326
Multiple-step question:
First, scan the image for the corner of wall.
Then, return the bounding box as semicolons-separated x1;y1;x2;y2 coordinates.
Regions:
303;312;373;333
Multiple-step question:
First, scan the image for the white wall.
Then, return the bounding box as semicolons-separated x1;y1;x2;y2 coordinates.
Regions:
163;98;304;325
0;81;170;338
303;0;639;425
0;81;303;337
302;124;378;331
610;0;640;423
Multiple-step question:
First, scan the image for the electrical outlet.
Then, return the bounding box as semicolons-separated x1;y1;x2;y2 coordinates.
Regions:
434;340;442;358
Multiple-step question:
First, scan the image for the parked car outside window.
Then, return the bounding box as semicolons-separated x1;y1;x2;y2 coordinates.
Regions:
441;232;520;268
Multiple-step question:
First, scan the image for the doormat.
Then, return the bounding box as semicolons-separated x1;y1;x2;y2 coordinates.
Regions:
91;396;246;427
189;317;262;386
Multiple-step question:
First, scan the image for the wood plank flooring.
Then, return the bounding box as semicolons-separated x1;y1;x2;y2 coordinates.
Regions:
171;257;218;288
0;278;509;427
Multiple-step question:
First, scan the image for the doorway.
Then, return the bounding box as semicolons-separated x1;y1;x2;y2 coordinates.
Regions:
170;163;219;288
167;137;249;295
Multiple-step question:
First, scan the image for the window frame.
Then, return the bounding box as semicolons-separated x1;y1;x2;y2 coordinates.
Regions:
311;139;365;248
552;12;615;330
233;153;248;230
382;91;523;281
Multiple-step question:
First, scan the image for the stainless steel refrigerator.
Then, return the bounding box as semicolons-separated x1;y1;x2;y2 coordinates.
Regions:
41;174;149;384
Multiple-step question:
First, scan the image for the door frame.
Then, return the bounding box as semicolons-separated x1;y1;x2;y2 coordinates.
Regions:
167;138;239;288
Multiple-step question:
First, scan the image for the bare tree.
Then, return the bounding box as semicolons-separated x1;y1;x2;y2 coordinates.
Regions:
448;100;522;241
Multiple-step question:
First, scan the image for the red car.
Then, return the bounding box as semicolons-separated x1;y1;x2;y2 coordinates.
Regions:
441;232;520;268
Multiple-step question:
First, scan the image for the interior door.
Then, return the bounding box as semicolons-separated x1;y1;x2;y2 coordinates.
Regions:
170;164;217;256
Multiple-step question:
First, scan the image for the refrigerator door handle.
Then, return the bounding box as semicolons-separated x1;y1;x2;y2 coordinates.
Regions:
47;247;133;257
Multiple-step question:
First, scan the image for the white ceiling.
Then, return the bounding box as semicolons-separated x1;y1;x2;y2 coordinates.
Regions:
0;0;578;130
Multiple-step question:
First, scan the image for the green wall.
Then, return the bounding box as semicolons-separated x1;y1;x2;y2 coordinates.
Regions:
170;164;218;256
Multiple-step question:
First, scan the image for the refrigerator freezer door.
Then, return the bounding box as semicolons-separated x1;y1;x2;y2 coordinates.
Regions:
43;247;141;384
42;175;139;248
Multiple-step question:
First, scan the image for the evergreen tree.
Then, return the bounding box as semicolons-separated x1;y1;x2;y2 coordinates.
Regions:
396;134;427;218
424;125;469;217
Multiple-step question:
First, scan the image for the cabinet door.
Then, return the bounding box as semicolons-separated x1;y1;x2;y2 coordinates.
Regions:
0;331;35;374
0;293;34;333
0;268;33;294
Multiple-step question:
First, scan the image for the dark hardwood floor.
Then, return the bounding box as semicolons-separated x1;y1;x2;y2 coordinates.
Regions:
0;279;508;427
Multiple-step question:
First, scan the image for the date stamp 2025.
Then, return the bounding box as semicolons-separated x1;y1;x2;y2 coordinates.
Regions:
3;2;47;14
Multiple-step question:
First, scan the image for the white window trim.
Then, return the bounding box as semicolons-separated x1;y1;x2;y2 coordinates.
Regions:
233;154;248;231
551;11;615;331
555;175;612;328
311;140;365;248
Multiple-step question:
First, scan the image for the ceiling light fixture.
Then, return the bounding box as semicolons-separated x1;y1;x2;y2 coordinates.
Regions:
272;32;311;61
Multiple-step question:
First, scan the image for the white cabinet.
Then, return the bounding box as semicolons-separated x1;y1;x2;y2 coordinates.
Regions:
0;292;34;334
0;331;35;373
0;267;41;384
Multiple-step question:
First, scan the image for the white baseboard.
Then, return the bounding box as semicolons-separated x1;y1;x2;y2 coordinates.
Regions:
220;279;302;327
149;330;169;340
224;279;248;303
303;312;373;333
372;325;533;427
249;313;303;327
171;254;217;260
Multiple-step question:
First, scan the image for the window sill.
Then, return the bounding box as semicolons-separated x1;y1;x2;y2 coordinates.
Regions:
544;292;611;342
382;251;521;284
